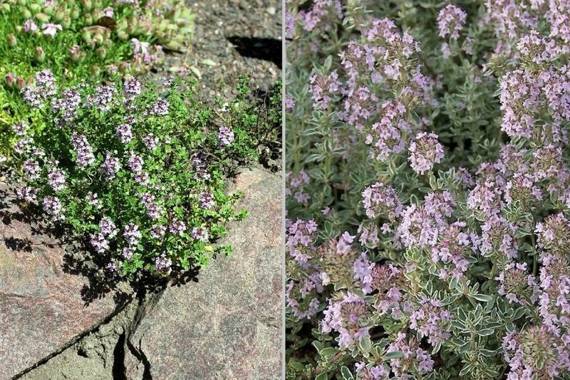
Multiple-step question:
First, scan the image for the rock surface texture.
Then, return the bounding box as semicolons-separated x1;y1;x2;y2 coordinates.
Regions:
125;168;283;379
14;168;282;380
0;183;117;380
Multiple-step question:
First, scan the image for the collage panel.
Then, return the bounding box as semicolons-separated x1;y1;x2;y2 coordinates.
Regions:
285;0;569;379
0;0;282;379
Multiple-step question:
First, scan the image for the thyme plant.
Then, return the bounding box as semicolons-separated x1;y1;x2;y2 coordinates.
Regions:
286;0;569;379
3;71;279;288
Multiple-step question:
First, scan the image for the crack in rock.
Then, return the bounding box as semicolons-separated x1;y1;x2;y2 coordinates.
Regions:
15;292;162;380
12;298;133;379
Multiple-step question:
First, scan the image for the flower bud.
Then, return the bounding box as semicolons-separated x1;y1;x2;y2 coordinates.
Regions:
96;47;107;59
118;62;130;74
69;45;82;62
82;0;93;11
62;15;71;29
7;33;17;47
16;77;26;90
29;4;41;13
117;30;129;41
35;12;50;23
5;73;16;88
35;46;45;62
90;65;100;77
82;31;93;44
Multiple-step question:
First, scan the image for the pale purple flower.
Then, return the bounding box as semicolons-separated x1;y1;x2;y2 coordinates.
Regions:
355;362;389;380
437;5;467;40
101;153;121;179
71;133;95;167
47;168;66;191
309;70;342;109
387;333;434;376
116;123;133;144
123;223;142;246
408;132;444;175
199;192;215;209
11;122;27;136
321;292;369;348
23;160;41;179
86;192;102;209
150;225;166;239
42;196;63;218
299;0;342;31
102;7;114;18
51;89;81;123
535;213;570;255
191;227;209;241
127;153;144;173
122;247;134;260
99;217;118;238
336;231;355;255
22;70;56;106
16;186;38;203
23;19;38;33
124;77;142;97
90;233;110;253
409;298;451;346
155;253;172;272
141;193;161;220
142;133;159;150
480;215;518;259
169;219;187;235
286;280;321;319
41;23;62;37
496;262;538;305
149;99;169;116
286;219;318;265
218;126;235;146
89;85;115;111
105;261;117;273
362;181;403;221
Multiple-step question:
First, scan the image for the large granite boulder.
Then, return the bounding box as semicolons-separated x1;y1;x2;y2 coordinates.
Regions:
0;184;117;379
125;168;283;379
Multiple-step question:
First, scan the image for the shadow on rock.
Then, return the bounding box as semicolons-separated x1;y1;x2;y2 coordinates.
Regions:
227;36;282;68
62;241;202;306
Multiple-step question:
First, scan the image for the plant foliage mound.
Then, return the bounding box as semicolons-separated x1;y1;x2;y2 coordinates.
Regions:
0;0;194;155
286;0;569;379
3;72;272;288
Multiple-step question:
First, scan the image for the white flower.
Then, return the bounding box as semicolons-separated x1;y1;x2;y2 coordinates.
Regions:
41;23;62;37
103;7;114;18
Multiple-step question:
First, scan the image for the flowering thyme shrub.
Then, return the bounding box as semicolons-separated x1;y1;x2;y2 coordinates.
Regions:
4;72;262;282
286;0;569;379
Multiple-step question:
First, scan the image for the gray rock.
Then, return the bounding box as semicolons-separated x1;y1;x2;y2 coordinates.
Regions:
0;184;117;379
125;168;283;380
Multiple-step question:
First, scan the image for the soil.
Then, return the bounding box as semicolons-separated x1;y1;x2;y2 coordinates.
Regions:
164;0;282;98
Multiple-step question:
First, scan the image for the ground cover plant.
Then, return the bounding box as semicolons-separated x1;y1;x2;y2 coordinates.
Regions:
0;0;194;156
0;0;282;296
1;71;281;297
285;0;569;379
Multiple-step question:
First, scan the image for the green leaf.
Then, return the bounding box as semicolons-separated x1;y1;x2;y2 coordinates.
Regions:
384;351;405;360
340;366;354;380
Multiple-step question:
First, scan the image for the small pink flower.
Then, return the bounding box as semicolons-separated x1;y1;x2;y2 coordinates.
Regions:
42;23;62;37
103;7;114;18
23;19;38;33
